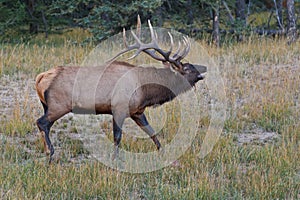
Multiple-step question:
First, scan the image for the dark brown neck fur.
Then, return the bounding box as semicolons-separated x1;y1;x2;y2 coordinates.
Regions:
137;67;194;109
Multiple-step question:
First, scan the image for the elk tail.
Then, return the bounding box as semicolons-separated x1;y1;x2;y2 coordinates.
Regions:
35;67;61;105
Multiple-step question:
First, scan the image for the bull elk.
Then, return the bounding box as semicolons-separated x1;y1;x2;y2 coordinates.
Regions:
35;16;207;162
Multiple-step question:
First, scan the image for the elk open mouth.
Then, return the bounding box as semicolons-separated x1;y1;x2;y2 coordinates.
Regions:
195;65;207;80
197;73;206;80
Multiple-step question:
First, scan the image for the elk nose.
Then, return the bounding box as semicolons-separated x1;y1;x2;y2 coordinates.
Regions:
195;65;207;80
197;73;205;80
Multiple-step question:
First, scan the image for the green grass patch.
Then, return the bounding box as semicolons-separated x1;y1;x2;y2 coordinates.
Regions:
257;102;294;133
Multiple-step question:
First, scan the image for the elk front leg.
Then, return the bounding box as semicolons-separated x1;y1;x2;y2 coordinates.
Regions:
131;113;161;150
37;115;54;162
112;114;125;159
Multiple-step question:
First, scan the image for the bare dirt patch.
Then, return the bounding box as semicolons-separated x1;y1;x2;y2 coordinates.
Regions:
0;75;38;120
236;124;280;145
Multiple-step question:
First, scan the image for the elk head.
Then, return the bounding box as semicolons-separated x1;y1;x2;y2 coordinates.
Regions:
109;16;207;87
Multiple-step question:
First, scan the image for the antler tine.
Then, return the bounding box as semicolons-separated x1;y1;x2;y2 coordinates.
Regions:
170;36;191;62
107;29;139;62
107;15;143;62
127;20;163;60
183;36;191;57
155;31;158;40
126;30;144;60
170;41;182;60
179;36;191;60
167;32;174;55
123;28;128;48
136;14;141;39
148;20;157;46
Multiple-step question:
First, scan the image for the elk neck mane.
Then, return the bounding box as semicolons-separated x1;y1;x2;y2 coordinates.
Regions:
136;66;194;108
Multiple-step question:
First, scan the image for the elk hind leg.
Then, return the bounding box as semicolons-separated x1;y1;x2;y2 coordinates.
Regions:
112;114;125;160
37;114;54;160
131;113;161;150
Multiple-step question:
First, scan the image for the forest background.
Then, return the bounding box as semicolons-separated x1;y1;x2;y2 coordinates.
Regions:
0;0;299;44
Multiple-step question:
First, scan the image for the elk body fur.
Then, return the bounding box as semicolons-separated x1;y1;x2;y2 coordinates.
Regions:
35;18;207;162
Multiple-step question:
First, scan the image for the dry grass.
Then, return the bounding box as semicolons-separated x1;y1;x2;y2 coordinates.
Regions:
0;34;299;199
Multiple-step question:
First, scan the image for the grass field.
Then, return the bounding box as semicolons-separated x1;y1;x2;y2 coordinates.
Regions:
0;31;299;199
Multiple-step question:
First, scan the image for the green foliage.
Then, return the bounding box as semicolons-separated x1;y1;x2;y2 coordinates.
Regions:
79;0;164;41
0;0;27;33
1;0;299;43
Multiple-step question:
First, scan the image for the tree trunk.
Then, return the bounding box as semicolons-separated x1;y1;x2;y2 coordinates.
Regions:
212;6;220;47
236;0;246;22
223;0;235;24
273;0;284;30
277;0;283;28
287;0;297;44
235;0;246;41
24;0;39;34
29;23;39;34
187;0;193;25
154;4;163;27
41;9;48;38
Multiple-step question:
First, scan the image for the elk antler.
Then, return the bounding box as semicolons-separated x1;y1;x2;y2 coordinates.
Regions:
109;15;191;71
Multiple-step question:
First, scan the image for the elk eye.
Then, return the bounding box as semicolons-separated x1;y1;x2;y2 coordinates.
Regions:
183;66;190;71
183;67;193;74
